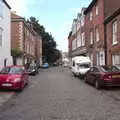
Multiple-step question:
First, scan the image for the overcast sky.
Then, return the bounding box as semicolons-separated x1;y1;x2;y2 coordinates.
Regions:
6;0;92;52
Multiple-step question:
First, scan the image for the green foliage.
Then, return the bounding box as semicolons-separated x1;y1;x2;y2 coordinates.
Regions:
11;48;23;58
27;17;60;63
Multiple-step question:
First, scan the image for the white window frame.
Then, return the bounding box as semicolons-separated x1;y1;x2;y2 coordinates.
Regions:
96;28;99;42
0;1;3;18
112;21;118;45
112;54;120;65
90;31;93;44
0;28;3;46
90;12;93;21
96;5;99;15
90;54;93;66
81;32;85;46
81;16;84;26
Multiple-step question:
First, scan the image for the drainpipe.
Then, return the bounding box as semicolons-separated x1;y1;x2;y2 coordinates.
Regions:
104;23;107;65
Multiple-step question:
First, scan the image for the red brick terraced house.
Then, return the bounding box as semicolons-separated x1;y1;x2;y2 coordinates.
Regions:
11;13;42;65
35;33;42;65
84;0;120;66
68;8;87;60
104;8;120;65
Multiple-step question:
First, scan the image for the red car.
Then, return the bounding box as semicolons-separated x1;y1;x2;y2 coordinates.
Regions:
84;66;120;89
0;66;29;91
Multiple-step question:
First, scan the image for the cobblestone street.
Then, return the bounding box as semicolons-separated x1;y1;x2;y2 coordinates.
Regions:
1;67;120;120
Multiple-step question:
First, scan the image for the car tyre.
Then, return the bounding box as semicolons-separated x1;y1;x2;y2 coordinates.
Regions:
95;80;101;90
84;76;87;83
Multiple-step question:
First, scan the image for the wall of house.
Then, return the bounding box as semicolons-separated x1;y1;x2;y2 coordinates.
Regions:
106;14;120;65
85;0;105;65
0;1;12;70
104;0;120;18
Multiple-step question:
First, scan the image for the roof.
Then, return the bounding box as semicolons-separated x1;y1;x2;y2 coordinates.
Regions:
72;56;91;64
84;0;97;14
104;8;120;24
3;0;11;9
11;12;24;19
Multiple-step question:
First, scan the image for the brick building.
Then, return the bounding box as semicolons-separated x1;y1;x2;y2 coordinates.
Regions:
84;0;105;66
11;13;42;65
104;8;120;65
68;8;87;59
84;0;120;66
35;33;42;65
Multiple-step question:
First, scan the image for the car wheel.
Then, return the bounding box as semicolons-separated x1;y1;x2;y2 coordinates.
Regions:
84;76;87;83
95;80;101;89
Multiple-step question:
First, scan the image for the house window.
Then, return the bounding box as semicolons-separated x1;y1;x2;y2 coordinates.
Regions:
112;21;117;45
81;16;84;26
96;5;99;15
77;34;81;47
0;28;3;46
90;31;93;44
81;32;85;46
97;51;105;65
90;54;93;66
90;12;93;21
95;28;99;42
112;54;120;65
0;1;3;18
72;39;76;50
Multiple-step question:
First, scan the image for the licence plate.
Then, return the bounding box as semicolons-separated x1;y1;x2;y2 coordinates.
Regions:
112;75;120;78
2;83;12;87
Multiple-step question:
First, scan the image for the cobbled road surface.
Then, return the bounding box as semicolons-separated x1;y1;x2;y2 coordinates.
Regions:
1;67;120;120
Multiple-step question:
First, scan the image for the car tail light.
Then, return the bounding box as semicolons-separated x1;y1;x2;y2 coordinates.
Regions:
101;75;112;80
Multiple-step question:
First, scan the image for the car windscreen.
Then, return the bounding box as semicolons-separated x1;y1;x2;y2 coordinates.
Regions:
77;64;90;68
101;66;120;73
0;67;23;74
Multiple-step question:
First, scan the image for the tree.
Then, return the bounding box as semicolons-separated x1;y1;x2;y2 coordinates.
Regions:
11;48;23;65
27;17;60;64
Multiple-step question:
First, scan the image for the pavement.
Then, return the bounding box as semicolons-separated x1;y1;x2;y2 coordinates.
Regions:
0;67;120;120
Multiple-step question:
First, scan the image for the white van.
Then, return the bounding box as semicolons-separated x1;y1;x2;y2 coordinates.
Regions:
72;56;91;77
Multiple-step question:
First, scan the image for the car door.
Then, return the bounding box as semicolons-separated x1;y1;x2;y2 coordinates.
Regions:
90;67;100;84
87;67;94;83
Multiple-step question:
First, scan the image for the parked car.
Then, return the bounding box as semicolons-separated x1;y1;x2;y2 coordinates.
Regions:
84;65;120;89
63;62;68;67
72;56;91;77
42;63;49;68
27;65;39;75
52;62;59;67
0;66;29;91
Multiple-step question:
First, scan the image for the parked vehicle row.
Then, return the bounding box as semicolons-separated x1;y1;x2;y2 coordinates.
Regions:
71;56;91;78
85;65;120;89
71;56;120;89
0;66;29;91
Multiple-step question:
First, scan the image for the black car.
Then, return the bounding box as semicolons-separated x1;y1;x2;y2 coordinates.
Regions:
27;65;39;75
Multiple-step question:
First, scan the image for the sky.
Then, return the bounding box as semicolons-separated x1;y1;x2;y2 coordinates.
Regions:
6;0;92;52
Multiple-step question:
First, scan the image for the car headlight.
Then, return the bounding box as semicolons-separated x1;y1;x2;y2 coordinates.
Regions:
14;78;21;82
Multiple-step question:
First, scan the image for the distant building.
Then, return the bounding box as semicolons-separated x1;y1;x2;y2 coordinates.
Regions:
11;13;42;65
35;33;42;65
0;0;12;70
68;8;87;63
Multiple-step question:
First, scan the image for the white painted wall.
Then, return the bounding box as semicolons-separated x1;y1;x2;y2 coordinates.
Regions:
0;1;12;70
